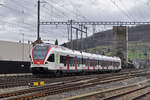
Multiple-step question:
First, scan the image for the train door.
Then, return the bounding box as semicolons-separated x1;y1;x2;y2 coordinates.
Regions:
82;57;84;71
88;58;90;70
55;53;60;69
46;53;55;70
75;56;77;71
66;55;70;71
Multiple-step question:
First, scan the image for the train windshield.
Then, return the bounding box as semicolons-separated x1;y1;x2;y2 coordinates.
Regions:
33;45;49;60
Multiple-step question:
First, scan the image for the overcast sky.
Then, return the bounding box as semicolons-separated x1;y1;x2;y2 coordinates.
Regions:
0;0;150;44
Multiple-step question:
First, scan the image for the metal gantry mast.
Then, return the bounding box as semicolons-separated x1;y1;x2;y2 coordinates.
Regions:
40;21;150;26
37;0;41;43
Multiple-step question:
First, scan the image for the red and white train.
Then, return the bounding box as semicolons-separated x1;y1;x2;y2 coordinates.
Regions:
31;44;121;75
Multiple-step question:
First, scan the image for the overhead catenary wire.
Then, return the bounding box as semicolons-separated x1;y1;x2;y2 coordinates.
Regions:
118;0;138;22
136;0;150;21
0;3;36;31
43;1;70;19
42;6;69;20
1;0;150;43
45;0;89;21
109;0;135;21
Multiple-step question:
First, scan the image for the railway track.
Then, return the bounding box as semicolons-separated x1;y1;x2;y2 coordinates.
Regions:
0;68;148;89
63;81;150;100
0;74;100;88
133;90;150;100
103;84;150;100
0;69;149;100
0;75;129;99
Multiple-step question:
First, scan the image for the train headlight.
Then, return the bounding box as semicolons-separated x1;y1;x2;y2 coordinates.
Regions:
45;62;48;64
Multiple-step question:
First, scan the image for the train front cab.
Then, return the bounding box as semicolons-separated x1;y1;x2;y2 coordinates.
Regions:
31;44;55;75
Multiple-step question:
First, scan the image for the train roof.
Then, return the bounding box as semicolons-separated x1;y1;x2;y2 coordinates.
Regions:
52;45;121;62
35;43;121;62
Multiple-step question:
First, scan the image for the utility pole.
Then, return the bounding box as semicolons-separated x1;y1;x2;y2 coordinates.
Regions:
76;28;78;40
84;26;88;51
37;0;41;43
81;25;83;40
84;26;88;38
92;24;96;40
76;28;78;50
22;33;24;61
69;23;87;51
70;20;73;49
67;25;70;40
80;24;83;51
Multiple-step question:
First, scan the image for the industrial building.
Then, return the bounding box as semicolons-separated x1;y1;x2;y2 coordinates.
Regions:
0;40;32;73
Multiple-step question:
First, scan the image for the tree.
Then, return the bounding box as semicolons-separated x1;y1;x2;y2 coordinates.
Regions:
63;43;67;47
55;39;58;45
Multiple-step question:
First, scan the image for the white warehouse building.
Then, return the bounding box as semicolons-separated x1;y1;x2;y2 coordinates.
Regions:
0;40;32;61
0;40;32;73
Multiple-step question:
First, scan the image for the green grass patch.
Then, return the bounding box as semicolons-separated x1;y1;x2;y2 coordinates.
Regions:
87;41;150;60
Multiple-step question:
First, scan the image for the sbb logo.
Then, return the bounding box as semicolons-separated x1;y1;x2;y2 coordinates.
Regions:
37;62;40;64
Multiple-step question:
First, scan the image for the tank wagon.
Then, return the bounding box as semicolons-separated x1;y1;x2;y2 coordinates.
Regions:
31;44;121;75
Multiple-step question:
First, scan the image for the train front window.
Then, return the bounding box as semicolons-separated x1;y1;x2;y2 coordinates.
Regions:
47;54;54;62
33;45;49;60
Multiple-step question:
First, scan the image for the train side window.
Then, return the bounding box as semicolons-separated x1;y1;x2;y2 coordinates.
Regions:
90;60;92;66
96;60;98;66
60;56;66;63
74;57;77;65
85;59;88;66
70;57;73;65
47;54;54;62
78;58;81;64
104;61;106;67
100;60;102;66
108;61;110;66
112;62;114;66
106;61;108;67
98;60;100;65
82;58;84;64
93;60;95;66
110;62;112;66
60;56;63;63
60;56;67;66
116;62;120;67
83;58;86;65
101;60;104;66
